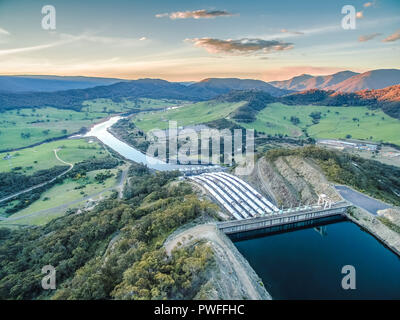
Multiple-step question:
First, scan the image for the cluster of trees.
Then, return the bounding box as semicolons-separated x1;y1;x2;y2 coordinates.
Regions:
94;170;114;183
266;145;400;206
0;163;217;300
290;116;300;125
221;90;276;123
0;166;68;199
0;156;120;215
110;119;150;154
309;111;322;124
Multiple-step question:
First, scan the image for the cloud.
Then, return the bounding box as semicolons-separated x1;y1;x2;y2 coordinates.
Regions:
358;33;381;42
156;9;234;20
155;13;169;18
58;33;148;46
0;32;148;57
0;27;10;36
382;30;400;42
0;34;86;57
187;37;293;55
280;29;304;35
363;1;375;7
356;11;364;19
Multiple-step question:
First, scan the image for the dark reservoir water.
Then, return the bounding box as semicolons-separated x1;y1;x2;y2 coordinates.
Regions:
232;218;400;299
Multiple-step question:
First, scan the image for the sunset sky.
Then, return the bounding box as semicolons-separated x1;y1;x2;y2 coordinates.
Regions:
0;0;399;81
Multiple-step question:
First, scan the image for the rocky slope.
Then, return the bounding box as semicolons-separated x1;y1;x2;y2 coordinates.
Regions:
164;224;271;300
245;155;341;207
347;207;400;256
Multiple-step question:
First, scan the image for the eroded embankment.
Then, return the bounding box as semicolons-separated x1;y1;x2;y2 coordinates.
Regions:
164;224;271;300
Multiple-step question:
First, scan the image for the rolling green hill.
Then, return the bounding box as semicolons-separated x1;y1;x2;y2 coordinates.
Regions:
133;100;246;132
237;102;400;145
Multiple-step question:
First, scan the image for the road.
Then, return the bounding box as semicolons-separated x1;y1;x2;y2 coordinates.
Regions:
1;165;130;223
335;185;392;215
0;149;74;204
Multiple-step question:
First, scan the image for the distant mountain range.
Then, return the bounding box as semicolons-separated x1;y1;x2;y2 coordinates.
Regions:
0;75;290;96
281;84;400;119
2;69;399;95
269;69;400;92
0;73;399;120
269;71;358;91
0;77;290;111
0;75;127;93
189;78;292;97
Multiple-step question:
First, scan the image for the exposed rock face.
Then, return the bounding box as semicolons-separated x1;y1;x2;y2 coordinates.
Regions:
245;155;340;207
377;207;400;225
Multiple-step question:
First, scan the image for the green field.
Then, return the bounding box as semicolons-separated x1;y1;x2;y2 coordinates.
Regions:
0;138;108;173
0;168;119;226
238;103;400;145
82;98;191;113
0;99;193;150
0;107;108;150
133;101;246;132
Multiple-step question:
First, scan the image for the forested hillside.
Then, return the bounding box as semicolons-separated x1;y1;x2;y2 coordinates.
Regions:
0;163;218;300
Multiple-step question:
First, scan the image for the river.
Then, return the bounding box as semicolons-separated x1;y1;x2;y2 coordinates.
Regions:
85;116;218;171
232;217;400;299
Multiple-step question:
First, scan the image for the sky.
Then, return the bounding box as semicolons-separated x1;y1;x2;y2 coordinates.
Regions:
0;0;399;81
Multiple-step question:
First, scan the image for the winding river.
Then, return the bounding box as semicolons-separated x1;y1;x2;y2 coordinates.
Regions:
85;116;218;171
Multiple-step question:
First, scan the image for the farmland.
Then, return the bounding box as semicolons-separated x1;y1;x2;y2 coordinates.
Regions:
238;103;400;145
0;138;108;173
132;100;246;132
82;98;189;113
0;99;192;151
0;168;119;226
0;107;107;150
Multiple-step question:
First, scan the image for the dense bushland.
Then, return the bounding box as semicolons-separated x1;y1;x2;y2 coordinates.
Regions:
0;163;216;300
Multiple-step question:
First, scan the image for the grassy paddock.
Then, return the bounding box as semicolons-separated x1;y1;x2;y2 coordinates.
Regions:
0;168;119;226
238;103;400;145
0;138;108;173
0;107;107;150
82;98;191;113
133;101;246;132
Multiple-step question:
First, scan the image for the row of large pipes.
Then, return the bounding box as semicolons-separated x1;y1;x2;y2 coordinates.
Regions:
189;175;245;220
189;171;279;220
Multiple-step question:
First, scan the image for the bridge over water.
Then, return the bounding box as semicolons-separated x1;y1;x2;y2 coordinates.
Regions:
217;201;351;235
